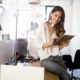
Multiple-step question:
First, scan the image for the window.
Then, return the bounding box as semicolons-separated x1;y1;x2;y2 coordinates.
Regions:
16;10;31;38
45;6;55;21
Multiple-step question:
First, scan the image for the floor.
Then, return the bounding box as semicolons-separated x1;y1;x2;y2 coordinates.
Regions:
68;69;80;78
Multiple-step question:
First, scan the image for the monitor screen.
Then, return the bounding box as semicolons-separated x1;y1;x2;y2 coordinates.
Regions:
0;40;15;65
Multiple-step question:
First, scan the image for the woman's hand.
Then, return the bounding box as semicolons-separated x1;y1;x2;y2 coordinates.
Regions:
50;39;55;46
51;33;58;45
61;40;70;48
42;33;58;48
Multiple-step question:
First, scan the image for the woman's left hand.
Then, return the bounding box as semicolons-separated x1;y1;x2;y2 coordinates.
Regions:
61;40;70;47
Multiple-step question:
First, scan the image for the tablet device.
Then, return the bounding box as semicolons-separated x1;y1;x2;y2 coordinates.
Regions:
54;35;74;45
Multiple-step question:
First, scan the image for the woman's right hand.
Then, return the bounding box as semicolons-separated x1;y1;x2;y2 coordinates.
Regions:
50;39;55;46
50;33;58;45
42;33;58;48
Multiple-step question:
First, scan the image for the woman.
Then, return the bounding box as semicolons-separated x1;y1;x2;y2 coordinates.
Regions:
37;6;71;80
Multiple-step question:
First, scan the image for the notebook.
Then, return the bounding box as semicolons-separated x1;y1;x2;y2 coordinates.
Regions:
0;65;44;80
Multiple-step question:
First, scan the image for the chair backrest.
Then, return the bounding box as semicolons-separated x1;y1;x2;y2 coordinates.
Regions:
74;49;80;68
63;55;73;69
13;38;28;63
15;38;28;54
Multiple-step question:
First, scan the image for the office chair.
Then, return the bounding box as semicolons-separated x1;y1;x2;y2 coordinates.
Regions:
63;55;73;70
8;38;38;65
63;51;80;80
13;38;37;64
15;38;28;62
74;49;80;68
7;38;29;65
72;49;80;80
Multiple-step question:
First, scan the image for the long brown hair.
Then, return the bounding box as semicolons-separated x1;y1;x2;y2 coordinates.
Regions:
48;6;65;37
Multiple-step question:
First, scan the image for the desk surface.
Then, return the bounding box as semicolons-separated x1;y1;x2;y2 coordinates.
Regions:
0;61;59;80
31;61;59;80
0;65;44;80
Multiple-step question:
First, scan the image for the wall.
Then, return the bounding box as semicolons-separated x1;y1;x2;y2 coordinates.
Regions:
71;0;80;60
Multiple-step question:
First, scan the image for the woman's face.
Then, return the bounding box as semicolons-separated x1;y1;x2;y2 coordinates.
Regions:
50;11;62;25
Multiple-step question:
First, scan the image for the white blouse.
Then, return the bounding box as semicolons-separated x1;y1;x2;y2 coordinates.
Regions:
36;23;60;60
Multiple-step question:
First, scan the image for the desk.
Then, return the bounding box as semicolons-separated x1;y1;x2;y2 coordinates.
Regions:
0;65;44;80
31;61;59;80
0;61;59;80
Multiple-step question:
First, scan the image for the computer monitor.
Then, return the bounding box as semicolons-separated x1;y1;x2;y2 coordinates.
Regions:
0;40;15;65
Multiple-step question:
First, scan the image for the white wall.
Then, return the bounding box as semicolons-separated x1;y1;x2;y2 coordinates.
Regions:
71;0;80;60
